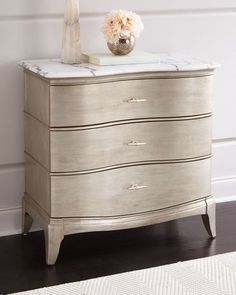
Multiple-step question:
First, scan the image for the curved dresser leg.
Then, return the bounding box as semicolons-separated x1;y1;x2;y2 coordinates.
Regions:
44;222;64;265
22;197;33;235
201;198;216;238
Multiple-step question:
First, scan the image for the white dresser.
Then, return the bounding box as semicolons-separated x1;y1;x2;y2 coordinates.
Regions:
20;55;219;265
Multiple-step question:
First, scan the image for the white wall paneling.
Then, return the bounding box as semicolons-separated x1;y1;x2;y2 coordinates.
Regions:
0;0;235;236
212;139;236;203
0;165;24;209
1;0;236;17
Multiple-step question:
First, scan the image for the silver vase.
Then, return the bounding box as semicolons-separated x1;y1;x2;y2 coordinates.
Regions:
107;36;136;56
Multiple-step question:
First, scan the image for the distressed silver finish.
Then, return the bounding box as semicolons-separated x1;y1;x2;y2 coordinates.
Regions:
22;65;217;265
107;36;136;55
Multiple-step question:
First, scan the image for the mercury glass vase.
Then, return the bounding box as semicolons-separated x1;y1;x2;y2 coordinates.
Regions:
61;0;81;64
107;36;136;56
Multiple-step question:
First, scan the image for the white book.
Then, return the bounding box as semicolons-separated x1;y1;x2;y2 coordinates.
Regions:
81;51;160;66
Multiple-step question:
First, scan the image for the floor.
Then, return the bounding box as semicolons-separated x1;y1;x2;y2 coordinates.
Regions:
0;202;236;295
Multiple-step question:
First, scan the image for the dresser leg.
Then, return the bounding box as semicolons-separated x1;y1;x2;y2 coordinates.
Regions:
201;198;216;238
44;222;64;265
22;197;33;235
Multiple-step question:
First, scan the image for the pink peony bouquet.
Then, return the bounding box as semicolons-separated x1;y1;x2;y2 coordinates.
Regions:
102;9;144;43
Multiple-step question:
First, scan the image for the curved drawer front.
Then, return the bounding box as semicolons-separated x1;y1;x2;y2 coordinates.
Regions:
51;158;211;217
50;117;212;172
50;76;213;127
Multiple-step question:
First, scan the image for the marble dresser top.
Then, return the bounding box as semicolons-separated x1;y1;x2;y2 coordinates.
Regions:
19;54;219;79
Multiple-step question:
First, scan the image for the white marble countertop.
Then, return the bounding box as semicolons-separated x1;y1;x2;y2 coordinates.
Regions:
19;54;219;79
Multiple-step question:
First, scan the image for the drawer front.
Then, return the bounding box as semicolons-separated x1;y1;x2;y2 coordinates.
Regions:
51;158;211;217
50;77;213;127
51;117;212;172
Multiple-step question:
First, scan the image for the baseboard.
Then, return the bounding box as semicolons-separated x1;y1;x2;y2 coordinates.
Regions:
213;176;236;203
212;138;236;203
0;207;41;237
216;196;236;203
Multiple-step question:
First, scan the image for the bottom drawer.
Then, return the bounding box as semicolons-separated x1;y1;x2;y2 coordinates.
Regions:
51;158;211;217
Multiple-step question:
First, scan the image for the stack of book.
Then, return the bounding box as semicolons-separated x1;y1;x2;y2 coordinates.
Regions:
81;51;160;66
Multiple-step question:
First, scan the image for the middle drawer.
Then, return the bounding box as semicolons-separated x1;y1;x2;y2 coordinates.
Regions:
49;117;211;172
25;115;211;172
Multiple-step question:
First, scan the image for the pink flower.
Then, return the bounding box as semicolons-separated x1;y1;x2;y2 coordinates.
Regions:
102;9;144;43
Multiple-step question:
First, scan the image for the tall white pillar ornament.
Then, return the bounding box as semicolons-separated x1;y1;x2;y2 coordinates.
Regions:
61;0;81;64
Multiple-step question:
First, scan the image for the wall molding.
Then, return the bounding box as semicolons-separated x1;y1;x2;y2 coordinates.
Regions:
213;137;236;145
0;8;236;22
0;14;63;22
0;207;22;237
0;207;40;237
212;175;236;182
0;206;21;213
216;196;236;203
0;162;24;171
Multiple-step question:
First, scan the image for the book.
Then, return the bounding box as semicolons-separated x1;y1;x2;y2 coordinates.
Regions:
81;51;160;66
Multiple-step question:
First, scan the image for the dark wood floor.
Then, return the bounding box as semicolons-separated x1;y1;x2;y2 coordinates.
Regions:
0;202;236;294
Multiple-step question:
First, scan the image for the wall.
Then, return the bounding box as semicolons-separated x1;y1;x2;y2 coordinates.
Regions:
0;0;235;236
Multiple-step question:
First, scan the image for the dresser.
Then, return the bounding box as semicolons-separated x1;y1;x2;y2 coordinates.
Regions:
20;55;219;265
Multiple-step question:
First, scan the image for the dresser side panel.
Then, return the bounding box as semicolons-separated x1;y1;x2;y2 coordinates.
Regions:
24;114;50;170
25;155;51;215
25;73;50;125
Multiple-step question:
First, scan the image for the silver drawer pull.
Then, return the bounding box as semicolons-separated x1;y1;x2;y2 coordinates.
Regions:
127;141;147;146
126;98;147;103
128;184;148;191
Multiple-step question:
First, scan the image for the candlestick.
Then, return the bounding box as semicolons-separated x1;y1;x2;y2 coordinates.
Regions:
61;0;81;64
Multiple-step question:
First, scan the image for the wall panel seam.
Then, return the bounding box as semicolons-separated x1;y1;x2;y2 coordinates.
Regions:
0;163;24;171
213;138;236;145
0;8;236;22
0;206;21;213
212;176;236;183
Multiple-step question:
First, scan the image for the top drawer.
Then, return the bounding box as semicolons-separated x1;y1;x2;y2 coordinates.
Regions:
50;76;213;127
